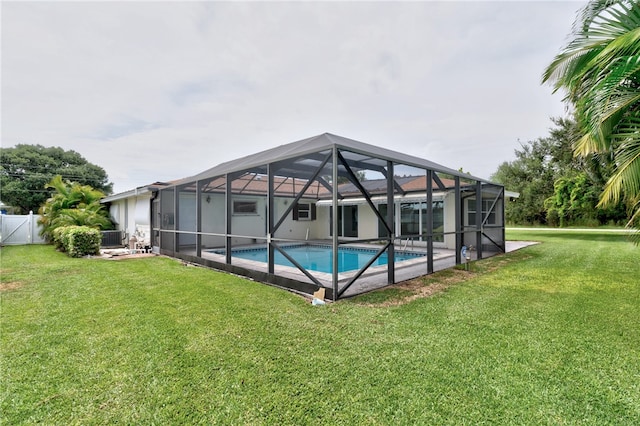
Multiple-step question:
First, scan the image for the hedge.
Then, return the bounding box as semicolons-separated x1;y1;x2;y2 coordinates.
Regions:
52;226;101;257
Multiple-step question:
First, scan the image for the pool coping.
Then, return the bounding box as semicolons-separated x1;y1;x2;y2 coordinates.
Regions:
199;242;455;291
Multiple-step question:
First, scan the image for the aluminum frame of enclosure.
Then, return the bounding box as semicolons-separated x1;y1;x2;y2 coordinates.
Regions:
153;133;505;300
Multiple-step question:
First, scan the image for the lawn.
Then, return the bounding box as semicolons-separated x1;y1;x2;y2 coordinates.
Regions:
1;230;639;424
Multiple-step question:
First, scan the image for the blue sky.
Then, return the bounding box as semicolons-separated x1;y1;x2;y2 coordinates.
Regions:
2;1;582;194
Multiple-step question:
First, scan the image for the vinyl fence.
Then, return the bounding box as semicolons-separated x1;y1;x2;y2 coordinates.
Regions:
0;213;46;245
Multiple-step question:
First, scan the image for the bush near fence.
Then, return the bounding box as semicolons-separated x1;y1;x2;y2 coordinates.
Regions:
53;226;102;257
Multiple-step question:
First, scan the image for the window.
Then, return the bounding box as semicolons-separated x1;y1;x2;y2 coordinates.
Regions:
424;201;444;243
329;205;355;237
296;203;310;220
468;199;496;225
233;200;258;215
293;203;316;221
378;202;443;242
401;203;420;236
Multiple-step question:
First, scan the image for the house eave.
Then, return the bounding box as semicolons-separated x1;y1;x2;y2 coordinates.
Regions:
101;187;152;204
316;191;449;206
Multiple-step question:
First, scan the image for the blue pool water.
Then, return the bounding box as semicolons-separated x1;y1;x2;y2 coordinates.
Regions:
210;244;426;273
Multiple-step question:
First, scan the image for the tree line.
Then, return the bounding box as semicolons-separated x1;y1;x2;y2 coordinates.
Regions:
492;116;628;227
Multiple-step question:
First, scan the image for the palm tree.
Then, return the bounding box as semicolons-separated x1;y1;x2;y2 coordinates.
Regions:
542;0;640;241
38;175;112;241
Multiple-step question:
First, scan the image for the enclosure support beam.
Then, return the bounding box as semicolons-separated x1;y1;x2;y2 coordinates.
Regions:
387;160;395;284
173;186;179;255
455;176;462;265
426;169;434;274
124;197;129;242
476;181;483;260
196;180;202;258
332;147;339;301
378;167;406;195
433;173;447;191
267;164;275;275
225;174;232;265
501;187;506;252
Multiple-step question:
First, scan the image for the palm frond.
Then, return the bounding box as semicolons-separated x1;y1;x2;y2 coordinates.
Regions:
599;114;640;205
626;199;640;244
573;0;623;33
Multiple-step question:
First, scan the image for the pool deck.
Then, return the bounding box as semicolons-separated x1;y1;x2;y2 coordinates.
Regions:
198;240;538;299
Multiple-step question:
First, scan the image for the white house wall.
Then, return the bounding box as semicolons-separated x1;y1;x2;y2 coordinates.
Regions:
231;195;267;245
314;199;454;249
178;192;197;246
200;193;226;248
108;202;124;231
358;204;379;240
197;193;319;248
107;193;151;243
313;205;331;240
273;198;317;242
443;193;457;249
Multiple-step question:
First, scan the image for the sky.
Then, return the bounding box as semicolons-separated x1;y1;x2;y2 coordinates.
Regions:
2;0;583;194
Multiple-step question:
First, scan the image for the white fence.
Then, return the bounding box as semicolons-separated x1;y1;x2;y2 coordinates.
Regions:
0;213;46;245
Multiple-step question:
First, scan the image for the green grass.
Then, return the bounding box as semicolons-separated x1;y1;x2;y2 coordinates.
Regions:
1;230;639;425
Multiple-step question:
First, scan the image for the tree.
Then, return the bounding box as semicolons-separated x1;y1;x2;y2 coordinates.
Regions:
542;0;640;240
491;116;628;226
0;144;113;214
492;118;581;225
492;138;556;224
544;173;601;227
38;175;112;242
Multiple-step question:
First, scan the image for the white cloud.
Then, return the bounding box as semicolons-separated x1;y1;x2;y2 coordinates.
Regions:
2;1;581;193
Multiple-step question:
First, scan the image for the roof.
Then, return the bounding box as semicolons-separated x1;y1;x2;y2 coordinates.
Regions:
174;133;490;186
198;174;326;198
336;175;458;196
194;174;459;199
101;181;172;203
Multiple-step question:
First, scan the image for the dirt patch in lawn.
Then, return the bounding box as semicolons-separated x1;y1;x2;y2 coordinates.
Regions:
102;253;158;260
98;249;158;260
371;269;477;307
0;281;24;292
354;251;533;307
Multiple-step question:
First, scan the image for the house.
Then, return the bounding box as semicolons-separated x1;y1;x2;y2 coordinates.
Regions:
101;181;171;248
103;133;508;300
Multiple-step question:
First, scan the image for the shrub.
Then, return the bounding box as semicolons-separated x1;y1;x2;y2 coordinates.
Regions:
53;226;101;257
52;226;68;251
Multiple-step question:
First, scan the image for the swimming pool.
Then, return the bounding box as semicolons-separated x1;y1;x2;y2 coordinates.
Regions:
209;244;426;274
